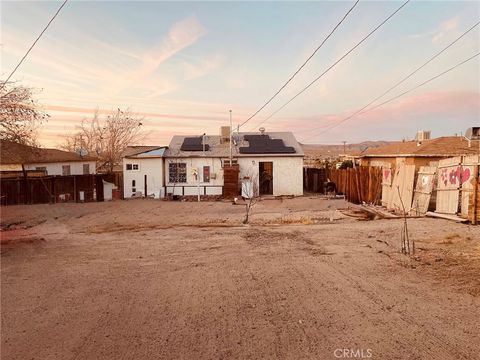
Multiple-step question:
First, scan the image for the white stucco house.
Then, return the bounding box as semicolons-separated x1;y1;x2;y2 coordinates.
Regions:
122;146;168;198
165;129;304;197
0;140;97;176
122;128;304;199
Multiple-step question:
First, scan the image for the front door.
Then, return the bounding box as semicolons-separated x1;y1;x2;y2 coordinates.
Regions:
259;162;273;195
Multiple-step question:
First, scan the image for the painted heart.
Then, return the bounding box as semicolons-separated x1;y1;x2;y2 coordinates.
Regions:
460;167;471;184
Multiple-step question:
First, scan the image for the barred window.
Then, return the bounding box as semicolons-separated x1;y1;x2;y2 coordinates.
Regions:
169;163;187;183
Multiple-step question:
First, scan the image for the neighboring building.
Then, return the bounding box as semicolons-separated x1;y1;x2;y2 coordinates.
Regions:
0;140;97;176
359;130;480;170
122;146;168;198
165;128;304;197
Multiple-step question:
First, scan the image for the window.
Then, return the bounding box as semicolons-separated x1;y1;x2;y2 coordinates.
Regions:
35;166;47;174
222;159;238;167
132;180;136;193
83;164;90;174
62;165;71;176
126;163;139;171
169;163;187;183
203;166;210;183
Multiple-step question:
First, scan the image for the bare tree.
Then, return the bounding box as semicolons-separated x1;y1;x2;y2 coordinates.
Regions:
0;81;49;145
396;186;414;255
62;108;144;172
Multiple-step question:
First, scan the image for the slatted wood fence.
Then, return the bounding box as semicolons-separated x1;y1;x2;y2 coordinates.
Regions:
0;174;105;206
303;168;327;193
223;164;240;198
303;166;382;204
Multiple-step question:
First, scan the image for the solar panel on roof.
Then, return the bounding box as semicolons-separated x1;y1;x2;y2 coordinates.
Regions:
180;137;210;151
239;135;295;154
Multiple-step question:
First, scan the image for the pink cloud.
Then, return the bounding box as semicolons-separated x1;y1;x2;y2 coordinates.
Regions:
287;90;479;143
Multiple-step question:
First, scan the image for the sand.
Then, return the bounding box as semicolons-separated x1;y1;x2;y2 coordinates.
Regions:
1;197;479;359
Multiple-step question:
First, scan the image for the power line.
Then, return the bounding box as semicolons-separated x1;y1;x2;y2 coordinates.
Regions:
301;51;480;142
298;20;480;137
0;0;68;91
251;0;411;131
239;0;360;129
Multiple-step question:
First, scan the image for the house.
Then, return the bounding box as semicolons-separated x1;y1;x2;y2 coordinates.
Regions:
0;140;97;177
122;127;304;199
164;128;304;197
123;146;168;198
359;130;480;170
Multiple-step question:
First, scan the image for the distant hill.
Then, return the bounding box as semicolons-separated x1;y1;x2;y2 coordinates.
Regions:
301;141;394;158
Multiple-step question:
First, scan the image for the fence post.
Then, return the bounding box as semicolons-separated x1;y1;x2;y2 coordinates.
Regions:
473;165;479;225
51;177;55;203
73;176;77;203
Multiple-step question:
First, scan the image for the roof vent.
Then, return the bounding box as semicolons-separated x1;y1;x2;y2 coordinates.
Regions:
259;127;265;135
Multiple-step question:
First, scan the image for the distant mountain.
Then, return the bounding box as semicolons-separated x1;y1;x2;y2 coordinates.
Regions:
301;141;394;158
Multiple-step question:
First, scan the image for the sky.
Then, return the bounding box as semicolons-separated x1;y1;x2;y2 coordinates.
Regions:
1;0;479;147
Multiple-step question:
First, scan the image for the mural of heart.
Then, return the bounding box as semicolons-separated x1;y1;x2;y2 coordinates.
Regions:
460;167;471;184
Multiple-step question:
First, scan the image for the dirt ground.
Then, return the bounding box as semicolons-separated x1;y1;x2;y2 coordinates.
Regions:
1;197;479;360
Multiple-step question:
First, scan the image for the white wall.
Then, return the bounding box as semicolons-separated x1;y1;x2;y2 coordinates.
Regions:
165;157;224;196
24;161;96;175
237;156;303;196
123;158;164;198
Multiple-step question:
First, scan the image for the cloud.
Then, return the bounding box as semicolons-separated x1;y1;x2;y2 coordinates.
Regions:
182;53;225;80
110;16;207;95
288;90;480;143
432;16;459;44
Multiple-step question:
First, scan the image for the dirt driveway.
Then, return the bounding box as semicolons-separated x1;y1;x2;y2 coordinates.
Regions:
1;198;479;359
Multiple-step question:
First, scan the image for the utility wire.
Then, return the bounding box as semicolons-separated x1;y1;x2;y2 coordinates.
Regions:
0;0;68;91
299;20;480;137
301;51;480;142
239;0;360;129
250;0;410;131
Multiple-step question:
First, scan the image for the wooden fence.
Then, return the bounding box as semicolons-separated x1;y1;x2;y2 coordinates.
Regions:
303;168;327;193
0;174;105;206
223;164;240;198
327;167;383;205
303;166;382;204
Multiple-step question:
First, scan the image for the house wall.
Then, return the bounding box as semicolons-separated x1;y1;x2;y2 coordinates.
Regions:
123;158;164;198
237;156;303;196
361;156;443;171
164;157;224;196
24;161;96;176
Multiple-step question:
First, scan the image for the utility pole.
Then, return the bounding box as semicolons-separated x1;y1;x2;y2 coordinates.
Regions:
229;110;233;166
342;141;347;155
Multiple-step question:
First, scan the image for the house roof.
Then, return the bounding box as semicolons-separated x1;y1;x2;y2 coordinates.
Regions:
0;140;97;165
165;132;304;158
123;145;167;158
361;136;480;158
